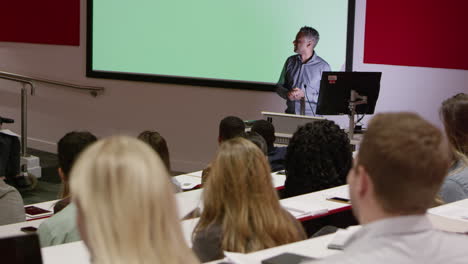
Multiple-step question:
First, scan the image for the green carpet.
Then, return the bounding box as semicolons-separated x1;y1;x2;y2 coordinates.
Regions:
20;148;61;205
18;148;186;205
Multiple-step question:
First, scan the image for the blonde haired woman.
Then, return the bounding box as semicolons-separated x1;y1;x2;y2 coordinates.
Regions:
192;138;306;262
70;136;199;264
439;93;468;203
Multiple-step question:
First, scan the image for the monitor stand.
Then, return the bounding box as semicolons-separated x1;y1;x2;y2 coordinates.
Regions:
348;90;368;140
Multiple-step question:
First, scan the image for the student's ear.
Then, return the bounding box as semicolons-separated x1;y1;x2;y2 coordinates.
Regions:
356;165;370;198
58;167;65;182
218;136;222;144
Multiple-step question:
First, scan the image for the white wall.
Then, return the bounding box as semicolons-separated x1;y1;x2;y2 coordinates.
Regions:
0;0;466;172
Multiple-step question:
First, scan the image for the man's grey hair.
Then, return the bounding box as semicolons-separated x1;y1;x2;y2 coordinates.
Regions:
299;26;320;48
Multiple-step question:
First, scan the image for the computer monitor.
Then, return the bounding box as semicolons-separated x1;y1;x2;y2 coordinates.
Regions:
316;72;382;115
0;233;43;264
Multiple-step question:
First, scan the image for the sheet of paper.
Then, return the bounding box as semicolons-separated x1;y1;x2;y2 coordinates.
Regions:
322;186;350;200
186;170;203;178
174;175;202;190
428;204;468;221
224;251;259;264
271;173;286;188
281;200;328;218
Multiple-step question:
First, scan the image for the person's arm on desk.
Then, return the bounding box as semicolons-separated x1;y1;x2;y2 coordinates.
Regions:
439;179;468;203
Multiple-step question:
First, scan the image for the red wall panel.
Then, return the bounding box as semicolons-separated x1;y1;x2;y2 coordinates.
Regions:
0;1;80;46
364;0;468;70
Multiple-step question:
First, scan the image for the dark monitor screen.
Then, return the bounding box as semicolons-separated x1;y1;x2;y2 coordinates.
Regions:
316;72;382;115
0;233;43;264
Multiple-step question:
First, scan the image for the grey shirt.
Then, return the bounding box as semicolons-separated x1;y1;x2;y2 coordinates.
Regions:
192;223;224;262
276;53;331;115
313;215;468;264
0;179;25;225
439;160;468;203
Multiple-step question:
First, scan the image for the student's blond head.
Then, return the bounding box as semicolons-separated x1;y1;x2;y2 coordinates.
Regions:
194;138;305;254
70;136;199;264
357;113;450;214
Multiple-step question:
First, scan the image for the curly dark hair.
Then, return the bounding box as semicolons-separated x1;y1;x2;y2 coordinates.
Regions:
284;120;352;198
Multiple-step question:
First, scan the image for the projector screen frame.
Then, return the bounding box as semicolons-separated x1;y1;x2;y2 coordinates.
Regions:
86;0;356;92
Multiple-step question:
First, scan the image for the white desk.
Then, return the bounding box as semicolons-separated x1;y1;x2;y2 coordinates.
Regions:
428;198;468;233
176;188;203;219
0;218;45;238
0;200;58;238
42;241;90;264
280;185;351;221
207;234;341;264
38;224;339;264
38;186;350;264
174;172;287;219
181;217;200;247
179;185;351;250
174;171;286;191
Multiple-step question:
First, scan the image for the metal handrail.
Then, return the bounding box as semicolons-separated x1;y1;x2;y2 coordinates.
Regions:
0;71;104;175
0;71;104;97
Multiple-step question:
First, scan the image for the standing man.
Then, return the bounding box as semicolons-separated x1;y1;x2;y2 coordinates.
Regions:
276;26;330;116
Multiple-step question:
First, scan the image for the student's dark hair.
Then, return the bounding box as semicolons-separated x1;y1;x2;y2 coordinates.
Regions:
284;121;352;198
219;116;245;141
251;120;275;148
58;131;97;198
58;131;98;177
138;130;171;171
244;131;268;155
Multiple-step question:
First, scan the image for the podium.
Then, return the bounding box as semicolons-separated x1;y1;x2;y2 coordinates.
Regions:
261;111;325;145
260;111;362;148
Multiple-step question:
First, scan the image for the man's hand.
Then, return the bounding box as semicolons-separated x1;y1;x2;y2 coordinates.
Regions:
287;88;305;100
293;88;304;100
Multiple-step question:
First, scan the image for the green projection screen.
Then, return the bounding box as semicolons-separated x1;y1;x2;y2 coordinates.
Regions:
87;0;355;91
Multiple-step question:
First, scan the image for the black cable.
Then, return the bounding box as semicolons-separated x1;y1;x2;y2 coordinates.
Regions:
356;114;365;125
304;84;316;116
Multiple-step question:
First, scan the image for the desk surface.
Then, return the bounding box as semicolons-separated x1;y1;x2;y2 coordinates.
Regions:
427;198;468;233
174;171;286;191
42;241;90;264
280;185;351;221
36;185;349;263
174;172;288;219
0;218;45;238
39;233;340;264
207;234;340;263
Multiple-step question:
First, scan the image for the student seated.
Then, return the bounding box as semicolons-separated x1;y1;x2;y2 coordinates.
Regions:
37;131;97;247
192;138;306;262
251;119;287;172
283;120;352;198
314;113;468;264
244;131;268;155
70;136;199;264
202;116;246;183
0;176;25;225
138;130;181;192
0;117;20;187
438;93;468;203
